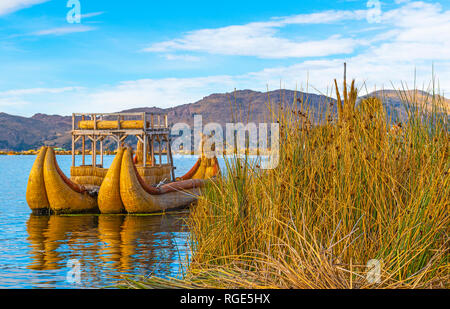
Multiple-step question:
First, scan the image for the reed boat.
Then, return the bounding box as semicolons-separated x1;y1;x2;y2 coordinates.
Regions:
117;147;218;213
25;112;220;214
26;146;219;214
98;146;220;214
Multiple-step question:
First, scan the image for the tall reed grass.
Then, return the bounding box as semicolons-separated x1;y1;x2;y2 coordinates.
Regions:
125;79;449;289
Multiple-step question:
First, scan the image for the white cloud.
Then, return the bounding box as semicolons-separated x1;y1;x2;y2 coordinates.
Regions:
76;58;447;114
0;87;83;112
2;57;448;117
138;1;450;95
164;54;201;62
84;76;236;112
143;10;366;59
277;10;366;25
368;2;450;63
0;0;49;16
31;26;96;36
0;97;28;107
150;33;358;59
81;11;104;19
0;87;83;96
143;1;450;65
2;1;450;116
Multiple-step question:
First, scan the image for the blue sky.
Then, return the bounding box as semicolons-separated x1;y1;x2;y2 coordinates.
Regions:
0;0;449;116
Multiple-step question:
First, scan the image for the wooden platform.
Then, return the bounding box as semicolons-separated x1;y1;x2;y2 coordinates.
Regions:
71;112;175;181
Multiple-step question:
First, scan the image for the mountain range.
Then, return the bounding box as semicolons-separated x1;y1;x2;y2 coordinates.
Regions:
0;89;448;151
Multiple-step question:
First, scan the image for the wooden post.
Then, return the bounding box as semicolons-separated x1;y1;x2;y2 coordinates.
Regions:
344;62;347;85
71;135;75;167
93;114;97;130
82;115;85;166
142;112;147;166
167;135;175;181
143;134;147;166
158;136;162;166
82;137;85;165
100;138;104;167
151;135;155;167
92;114;96;167
71;114;75;167
92;136;96;167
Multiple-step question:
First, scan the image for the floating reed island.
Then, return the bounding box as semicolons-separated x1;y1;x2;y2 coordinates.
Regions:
26;112;220;215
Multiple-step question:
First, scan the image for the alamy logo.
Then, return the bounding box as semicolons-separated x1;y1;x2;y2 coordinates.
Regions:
66;0;81;24
66;259;81;284
366;0;382;24
171;115;280;170
366;259;382;284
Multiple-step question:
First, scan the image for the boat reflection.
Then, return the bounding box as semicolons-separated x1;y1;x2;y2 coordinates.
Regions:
26;212;190;285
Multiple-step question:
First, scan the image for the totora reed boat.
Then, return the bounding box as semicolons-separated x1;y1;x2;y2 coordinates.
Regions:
25;112;220;215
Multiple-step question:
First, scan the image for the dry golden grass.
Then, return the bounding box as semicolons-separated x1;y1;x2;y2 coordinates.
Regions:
123;79;449;289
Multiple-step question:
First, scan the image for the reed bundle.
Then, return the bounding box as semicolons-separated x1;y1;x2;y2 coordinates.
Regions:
26;146;50;213
78;120;149;130
70;166;108;187
136;166;172;185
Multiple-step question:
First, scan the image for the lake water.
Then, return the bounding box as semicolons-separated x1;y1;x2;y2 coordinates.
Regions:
0;154;222;289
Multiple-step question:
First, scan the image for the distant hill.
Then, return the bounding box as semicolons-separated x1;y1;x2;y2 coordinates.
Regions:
0;113;71;151
359;90;450;121
121;89;334;127
0;89;448;151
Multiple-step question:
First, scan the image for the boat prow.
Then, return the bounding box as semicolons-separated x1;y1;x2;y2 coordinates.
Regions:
26;146;50;215
119;148;209;213
98;148;125;214
178;156;220;180
43;147;98;214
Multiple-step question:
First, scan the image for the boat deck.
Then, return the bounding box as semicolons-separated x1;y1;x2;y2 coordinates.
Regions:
71;112;175;181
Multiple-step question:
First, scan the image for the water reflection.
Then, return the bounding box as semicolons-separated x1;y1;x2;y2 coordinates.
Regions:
26;213;190;287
